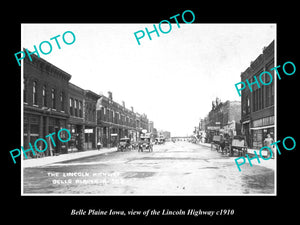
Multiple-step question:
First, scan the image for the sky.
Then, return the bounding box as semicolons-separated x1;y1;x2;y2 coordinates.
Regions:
22;23;276;136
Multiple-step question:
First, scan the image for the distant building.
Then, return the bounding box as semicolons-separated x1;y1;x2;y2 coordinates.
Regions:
157;130;171;139
96;92;150;147
204;98;241;142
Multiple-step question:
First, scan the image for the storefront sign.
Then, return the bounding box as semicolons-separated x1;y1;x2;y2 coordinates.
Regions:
84;129;93;133
207;126;220;130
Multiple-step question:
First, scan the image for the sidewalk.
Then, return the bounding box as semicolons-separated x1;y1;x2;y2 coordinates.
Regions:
22;147;117;168
197;142;269;157
197;142;275;170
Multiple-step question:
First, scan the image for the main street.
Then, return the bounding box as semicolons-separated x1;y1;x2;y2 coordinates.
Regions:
23;141;275;195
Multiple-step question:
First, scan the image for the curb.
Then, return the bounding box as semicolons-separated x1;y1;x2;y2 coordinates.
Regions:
22;147;117;168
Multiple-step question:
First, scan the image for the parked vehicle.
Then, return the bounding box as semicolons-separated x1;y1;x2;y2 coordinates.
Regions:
211;135;222;151
227;135;247;157
138;137;153;152
131;142;139;150
117;138;132;152
155;137;165;144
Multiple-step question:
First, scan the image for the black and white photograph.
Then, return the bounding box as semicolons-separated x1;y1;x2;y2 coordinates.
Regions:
21;23;276;195
4;4;300;224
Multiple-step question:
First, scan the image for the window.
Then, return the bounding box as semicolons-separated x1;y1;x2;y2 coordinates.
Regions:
23;78;27;103
271;82;274;106
60;92;64;111
33;81;38;105
70;98;73;116
79;101;83;117
42;85;47;107
75;99;78;116
51;88;56;109
247;95;250;113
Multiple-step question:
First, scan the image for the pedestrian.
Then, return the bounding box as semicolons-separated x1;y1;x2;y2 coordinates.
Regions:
264;133;274;158
97;141;102;150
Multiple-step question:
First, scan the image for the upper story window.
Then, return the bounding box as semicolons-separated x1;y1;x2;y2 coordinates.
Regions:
42;85;47;107
51;88;56;109
70;98;74;116
23;78;27;103
79;101;83;117
60;92;64;111
33;81;38;105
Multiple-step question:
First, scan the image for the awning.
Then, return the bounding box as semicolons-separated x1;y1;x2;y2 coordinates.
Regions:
242;120;250;124
250;125;274;130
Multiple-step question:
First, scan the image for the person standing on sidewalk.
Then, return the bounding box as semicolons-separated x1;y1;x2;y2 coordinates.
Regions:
97;141;102;150
264;134;274;158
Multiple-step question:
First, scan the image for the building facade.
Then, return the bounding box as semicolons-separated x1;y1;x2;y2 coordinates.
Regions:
23;52;154;157
83;90;100;149
23;54;71;156
24;53;100;157
240;40;275;149
96;92;150;147
68;82;85;151
204;98;241;143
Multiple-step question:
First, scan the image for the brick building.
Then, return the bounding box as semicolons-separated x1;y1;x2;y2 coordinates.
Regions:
204;98;241;142
96;92;150;147
83;90;100;149
23;53;100;156
67;83;100;151
68;82;85;151
240;40;275;149
23;53;71;156
23;52;153;156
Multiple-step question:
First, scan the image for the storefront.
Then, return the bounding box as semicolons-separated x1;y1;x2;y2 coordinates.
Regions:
205;126;220;143
250;116;275;149
68;123;84;152
84;126;97;149
24;110;68;157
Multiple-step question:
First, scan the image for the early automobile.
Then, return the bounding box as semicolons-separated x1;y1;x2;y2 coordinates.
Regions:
227;135;248;157
138;137;153;152
211;135;222;151
155;137;165;145
117;138;132;152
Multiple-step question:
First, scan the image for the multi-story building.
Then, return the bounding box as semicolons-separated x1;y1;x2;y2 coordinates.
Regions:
24;52;100;156
83;90;100;149
23;52;153;156
96;92;150;147
204;98;241;142
23;53;71;156
66;84;100;151
68;82;85;151
240;40;275;149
